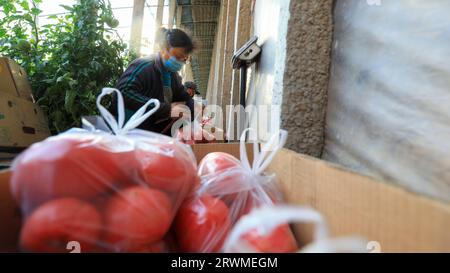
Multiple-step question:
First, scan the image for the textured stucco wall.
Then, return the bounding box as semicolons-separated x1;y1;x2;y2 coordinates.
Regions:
280;0;334;157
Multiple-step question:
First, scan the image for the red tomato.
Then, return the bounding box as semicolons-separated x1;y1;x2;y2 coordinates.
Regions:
20;198;102;253
175;194;231;253
164;232;179;252
233;191;297;253
136;143;197;193
198;152;241;176
231;191;278;219
241;224;298;253
108;150;143;190
11;137;123;212
198;152;249;204
222;191;253;220
92;193;112;211
103;186;172;252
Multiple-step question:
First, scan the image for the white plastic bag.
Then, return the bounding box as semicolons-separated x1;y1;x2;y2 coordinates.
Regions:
223;205;370;253
11;88;199;253
173;129;298;253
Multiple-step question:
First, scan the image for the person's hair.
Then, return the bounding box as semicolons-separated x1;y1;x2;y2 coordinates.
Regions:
184;81;197;91
156;27;195;54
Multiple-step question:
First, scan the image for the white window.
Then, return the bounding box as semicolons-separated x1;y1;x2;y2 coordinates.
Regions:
37;0;170;55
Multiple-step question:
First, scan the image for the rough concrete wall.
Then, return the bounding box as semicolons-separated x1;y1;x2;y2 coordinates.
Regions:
280;0;334;157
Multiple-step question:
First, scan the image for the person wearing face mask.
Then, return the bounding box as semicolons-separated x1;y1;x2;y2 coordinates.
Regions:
113;27;196;135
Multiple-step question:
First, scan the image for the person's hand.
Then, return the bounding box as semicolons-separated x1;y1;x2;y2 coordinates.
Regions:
187;88;195;97
171;102;186;107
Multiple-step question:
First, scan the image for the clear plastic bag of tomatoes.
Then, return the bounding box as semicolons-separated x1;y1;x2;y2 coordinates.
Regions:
174;129;298;253
223;205;371;253
10;88;199;253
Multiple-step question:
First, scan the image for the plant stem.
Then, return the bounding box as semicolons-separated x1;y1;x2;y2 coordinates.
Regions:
31;1;40;48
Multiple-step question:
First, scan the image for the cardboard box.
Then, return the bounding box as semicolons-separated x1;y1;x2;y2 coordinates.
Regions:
0;143;449;252
0;171;20;253
191;144;450;252
0;58;19;98
0;93;51;149
6;58;34;102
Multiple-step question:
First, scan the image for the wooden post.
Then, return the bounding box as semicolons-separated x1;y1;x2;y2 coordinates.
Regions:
155;0;165;29
176;5;183;27
129;0;145;56
168;0;176;29
154;0;165;51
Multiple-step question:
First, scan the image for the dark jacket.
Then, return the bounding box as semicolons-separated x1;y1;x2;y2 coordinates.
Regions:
113;53;194;132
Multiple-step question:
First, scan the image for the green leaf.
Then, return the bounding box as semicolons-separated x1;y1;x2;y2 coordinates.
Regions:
0;0;128;134
31;8;41;16
69;79;78;86
60;4;74;12
23;14;33;23
20;1;30;11
3;3;13;14
56;76;65;83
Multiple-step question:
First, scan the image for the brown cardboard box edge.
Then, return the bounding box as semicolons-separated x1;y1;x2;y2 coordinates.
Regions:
0;57;34;101
0;58;20;98
190;143;254;164
0;171;21;252
268;149;450;252
1;144;449;252
0;93;51;148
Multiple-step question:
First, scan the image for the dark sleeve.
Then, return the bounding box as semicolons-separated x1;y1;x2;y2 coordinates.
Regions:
172;73;195;121
185;98;195;121
116;61;171;123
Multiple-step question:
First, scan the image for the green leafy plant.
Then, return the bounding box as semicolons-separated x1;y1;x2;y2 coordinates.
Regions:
0;0;129;133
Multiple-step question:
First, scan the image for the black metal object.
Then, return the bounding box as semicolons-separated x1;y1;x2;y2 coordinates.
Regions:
240;67;247;108
232;36;261;108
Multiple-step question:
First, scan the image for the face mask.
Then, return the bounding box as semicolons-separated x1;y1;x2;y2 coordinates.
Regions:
164;55;184;72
